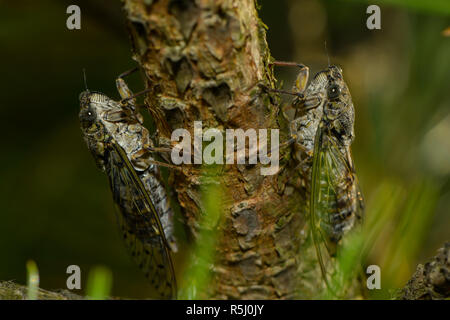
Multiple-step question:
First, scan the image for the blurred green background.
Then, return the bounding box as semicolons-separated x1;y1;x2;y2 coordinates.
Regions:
0;0;448;299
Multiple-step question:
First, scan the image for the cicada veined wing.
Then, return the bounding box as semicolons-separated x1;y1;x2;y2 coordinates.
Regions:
106;141;177;299
310;122;364;297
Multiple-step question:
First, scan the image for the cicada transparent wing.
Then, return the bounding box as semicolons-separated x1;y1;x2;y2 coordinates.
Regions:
106;141;177;299
310;124;364;296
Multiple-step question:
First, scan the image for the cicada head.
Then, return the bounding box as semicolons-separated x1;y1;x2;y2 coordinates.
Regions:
79;90;117;171
321;66;355;143
79;90;115;125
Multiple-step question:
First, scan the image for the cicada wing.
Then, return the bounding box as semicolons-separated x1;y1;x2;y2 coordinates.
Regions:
350;158;365;223
355;181;365;221
106;141;177;299
310;126;337;289
326;141;366;296
327;138;365;225
311;128;365;295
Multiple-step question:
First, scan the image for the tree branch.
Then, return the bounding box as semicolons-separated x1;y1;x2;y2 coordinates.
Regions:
0;281;83;300
121;0;306;299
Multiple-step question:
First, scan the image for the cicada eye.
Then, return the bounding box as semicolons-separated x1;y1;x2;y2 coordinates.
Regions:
327;84;341;100
79;106;97;129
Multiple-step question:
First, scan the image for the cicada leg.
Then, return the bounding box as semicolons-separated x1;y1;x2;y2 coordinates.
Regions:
130;148;183;172
145;145;183;172
270;60;310;94
116;67;139;103
260;60;309;98
264;60;315;122
116;67;173;143
118;66;139;79
116;67;152;105
146;159;182;172
146;146;173;154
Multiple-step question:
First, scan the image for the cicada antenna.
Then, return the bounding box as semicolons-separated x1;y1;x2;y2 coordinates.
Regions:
324;41;330;67
83;68;89;93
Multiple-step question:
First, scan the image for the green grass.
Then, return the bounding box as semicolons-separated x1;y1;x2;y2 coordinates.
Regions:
178;166;224;299
323;178;441;299
86;266;113;300
26;260;39;300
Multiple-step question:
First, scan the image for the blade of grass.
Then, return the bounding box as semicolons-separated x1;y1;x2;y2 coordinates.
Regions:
178;166;224;299
325;181;405;298
86;265;113;300
382;180;439;288
26;260;39;300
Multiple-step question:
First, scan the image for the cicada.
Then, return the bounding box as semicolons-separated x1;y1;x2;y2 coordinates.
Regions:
79;70;177;299
270;62;364;293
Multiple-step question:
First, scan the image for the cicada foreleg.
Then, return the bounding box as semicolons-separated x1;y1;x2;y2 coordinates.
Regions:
146;146;173;154
116;67;152;105
129;146;182;172
270;60;310;94
260;60;309;98
116;67;139;103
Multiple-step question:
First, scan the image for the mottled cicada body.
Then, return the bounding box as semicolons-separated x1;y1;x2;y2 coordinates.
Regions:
271;62;364;291
79;71;177;299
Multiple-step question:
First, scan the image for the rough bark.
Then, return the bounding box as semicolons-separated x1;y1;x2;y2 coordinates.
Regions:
397;242;450;300
121;0;304;299
0;281;83;300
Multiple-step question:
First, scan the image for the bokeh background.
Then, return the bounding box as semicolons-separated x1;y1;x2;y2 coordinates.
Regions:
0;0;448;299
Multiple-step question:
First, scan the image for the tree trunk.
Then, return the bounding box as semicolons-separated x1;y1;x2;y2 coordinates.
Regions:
121;0;306;299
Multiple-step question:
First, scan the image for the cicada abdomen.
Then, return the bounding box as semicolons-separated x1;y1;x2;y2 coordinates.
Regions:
79;71;177;299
